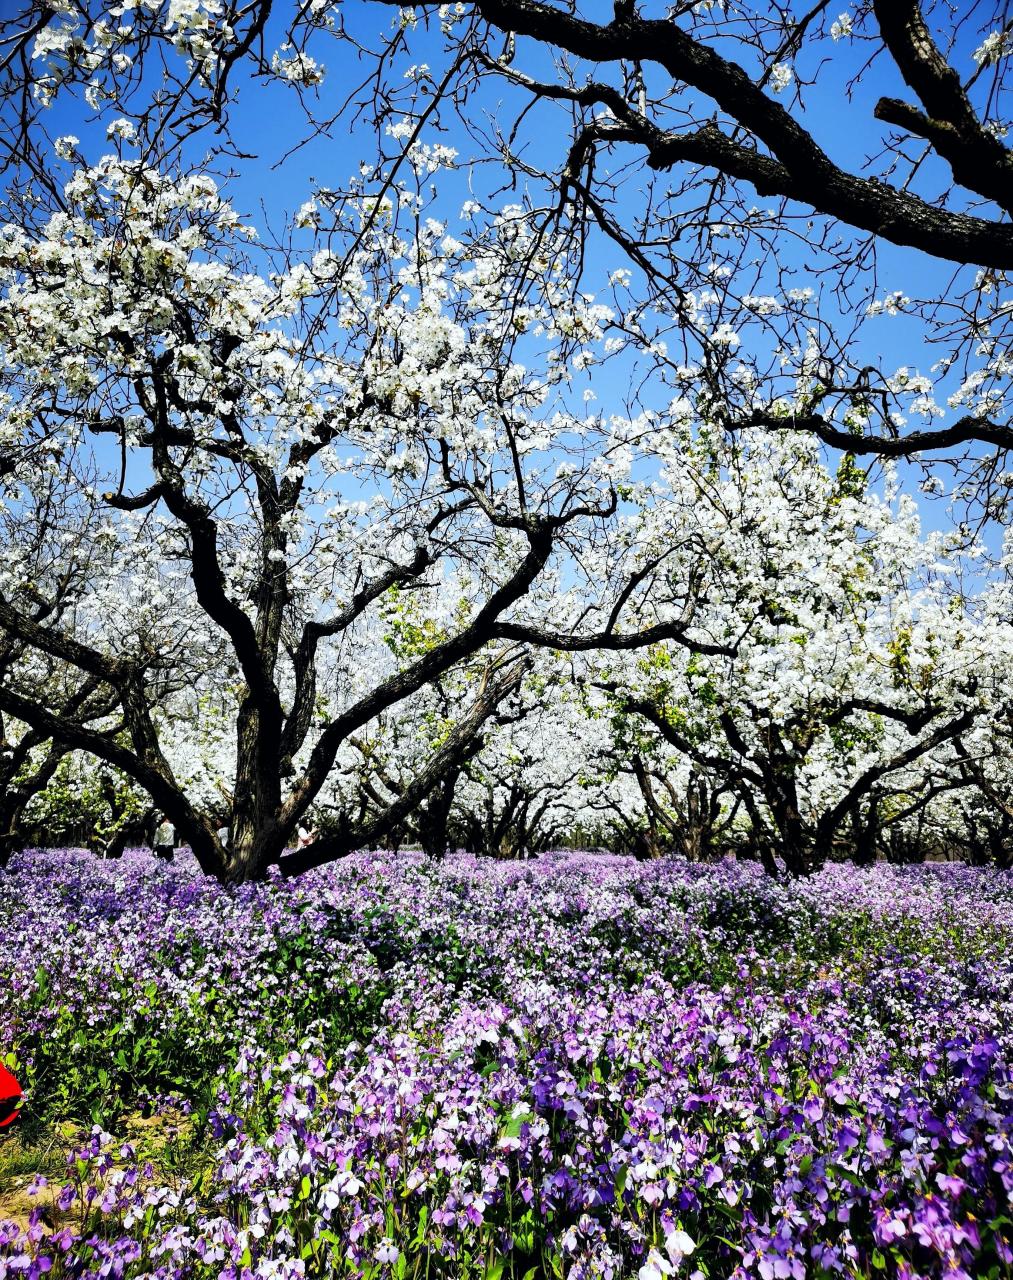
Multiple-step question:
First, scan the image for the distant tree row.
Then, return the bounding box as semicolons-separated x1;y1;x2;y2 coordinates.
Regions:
6;428;1010;875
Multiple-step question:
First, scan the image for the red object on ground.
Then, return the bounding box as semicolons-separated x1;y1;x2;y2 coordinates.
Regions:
0;1063;22;1127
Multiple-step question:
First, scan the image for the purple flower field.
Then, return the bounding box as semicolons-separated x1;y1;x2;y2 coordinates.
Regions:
2;849;1013;1280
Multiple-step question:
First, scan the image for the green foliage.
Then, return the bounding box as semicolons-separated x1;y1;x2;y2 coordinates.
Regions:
24;757;145;845
380;584;447;661
887;626;913;685
831;452;868;503
827;711;885;760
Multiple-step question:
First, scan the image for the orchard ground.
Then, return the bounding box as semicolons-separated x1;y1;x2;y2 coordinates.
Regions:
2;847;1012;1280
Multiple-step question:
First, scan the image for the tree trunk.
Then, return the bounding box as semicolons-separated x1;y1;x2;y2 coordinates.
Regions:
849;800;880;866
778;814;813;876
0;830;18;870
765;765;815;876
221;840;267;883
416;772;458;859
631;755;663;858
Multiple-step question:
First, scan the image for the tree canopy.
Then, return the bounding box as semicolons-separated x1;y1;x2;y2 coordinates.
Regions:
1;0;1012;879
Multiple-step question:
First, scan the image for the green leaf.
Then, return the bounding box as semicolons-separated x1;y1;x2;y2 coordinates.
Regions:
411;1205;429;1248
502;1111;527;1140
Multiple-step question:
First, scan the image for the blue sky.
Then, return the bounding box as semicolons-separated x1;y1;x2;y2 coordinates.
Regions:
26;0;1004;550
34;2;982;378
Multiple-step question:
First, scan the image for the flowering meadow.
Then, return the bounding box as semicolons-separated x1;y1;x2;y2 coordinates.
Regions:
2;849;1013;1280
